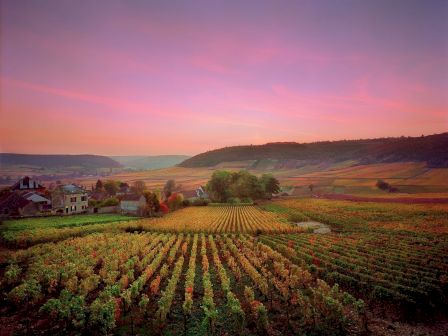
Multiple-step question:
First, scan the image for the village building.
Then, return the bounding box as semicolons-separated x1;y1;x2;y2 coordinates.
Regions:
116;182;130;196
52;184;88;215
120;194;146;215
196;186;209;198
11;176;45;192
0;190;51;217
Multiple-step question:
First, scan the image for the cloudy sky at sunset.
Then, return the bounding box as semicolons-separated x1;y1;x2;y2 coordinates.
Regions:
1;0;447;155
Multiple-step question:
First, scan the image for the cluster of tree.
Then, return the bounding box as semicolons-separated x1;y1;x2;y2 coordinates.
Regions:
93;178;187;215
206;170;280;203
376;180;399;193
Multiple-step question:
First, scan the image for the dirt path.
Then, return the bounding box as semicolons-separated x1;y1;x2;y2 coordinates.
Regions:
294;221;331;234
316;193;448;204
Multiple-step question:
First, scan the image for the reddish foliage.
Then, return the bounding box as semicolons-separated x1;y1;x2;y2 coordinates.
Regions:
114;298;122;321
168;192;179;203
251;300;262;311
290;292;298;305
159;202;169;214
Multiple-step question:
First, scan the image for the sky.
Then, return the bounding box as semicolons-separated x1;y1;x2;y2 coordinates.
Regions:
1;0;447;156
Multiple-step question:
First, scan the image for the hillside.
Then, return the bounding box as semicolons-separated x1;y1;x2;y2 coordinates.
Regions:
0;153;122;169
179;133;448;168
110;155;190;170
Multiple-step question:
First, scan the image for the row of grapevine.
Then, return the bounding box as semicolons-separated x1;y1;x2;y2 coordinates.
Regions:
129;205;303;233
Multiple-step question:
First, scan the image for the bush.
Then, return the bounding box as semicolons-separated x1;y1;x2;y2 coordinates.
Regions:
240;197;253;204
192;198;210;206
100;197;119;207
182;199;191;207
376;180;390;191
227;197;241;204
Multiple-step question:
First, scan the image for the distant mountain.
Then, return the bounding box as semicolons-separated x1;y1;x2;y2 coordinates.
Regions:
111;155;190;170
179;133;448;168
0;154;122;169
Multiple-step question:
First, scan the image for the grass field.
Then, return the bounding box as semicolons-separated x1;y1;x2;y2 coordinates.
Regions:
0;214;137;247
1;198;447;335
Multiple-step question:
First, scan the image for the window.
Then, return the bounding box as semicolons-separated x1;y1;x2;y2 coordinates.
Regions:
81;196;87;202
70;197;77;203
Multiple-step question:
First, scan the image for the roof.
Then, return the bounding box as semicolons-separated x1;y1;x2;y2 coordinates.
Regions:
0;191;33;210
59;184;87;194
121;194;145;202
21;192;51;203
11;176;44;190
89;190;108;201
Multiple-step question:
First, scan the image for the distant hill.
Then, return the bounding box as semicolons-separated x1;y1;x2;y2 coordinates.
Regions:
111;155;190;170
0;154;122;169
179;133;448;168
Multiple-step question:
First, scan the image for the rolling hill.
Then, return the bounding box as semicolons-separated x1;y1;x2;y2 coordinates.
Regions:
179;133;448;168
110;155;190;170
0;153;122;169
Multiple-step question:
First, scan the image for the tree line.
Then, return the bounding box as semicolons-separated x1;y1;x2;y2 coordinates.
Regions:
206;170;280;203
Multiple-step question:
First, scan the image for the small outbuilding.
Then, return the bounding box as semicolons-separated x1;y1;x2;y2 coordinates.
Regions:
120;194;146;215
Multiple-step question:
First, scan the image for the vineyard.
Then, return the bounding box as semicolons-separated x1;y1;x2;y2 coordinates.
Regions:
1;200;447;335
2;232;366;335
128;205;301;234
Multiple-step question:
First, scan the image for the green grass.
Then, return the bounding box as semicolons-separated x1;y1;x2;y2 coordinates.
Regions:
2;214;135;232
0;214;139;246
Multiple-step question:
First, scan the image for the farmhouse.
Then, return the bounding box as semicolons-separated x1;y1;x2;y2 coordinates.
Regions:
52;184;88;215
120;194;146;215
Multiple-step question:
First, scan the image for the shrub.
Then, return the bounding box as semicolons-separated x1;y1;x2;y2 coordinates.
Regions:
227;197;241;204
376;180;390;191
241;197;253;204
192;198;210;206
100;197;119;207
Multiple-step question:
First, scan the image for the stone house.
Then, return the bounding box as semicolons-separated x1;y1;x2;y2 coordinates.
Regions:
52;184;88;215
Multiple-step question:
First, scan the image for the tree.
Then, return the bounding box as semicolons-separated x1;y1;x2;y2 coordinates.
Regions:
206;170;233;202
104;180;119;196
143;191;160;215
229;171;263;200
260;174;280;196
131;180;146;194
167;192;184;211
95;179;104;191
159;202;169;214
163;180;176;199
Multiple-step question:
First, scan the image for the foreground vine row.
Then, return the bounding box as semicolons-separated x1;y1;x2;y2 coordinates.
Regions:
2;232;365;335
